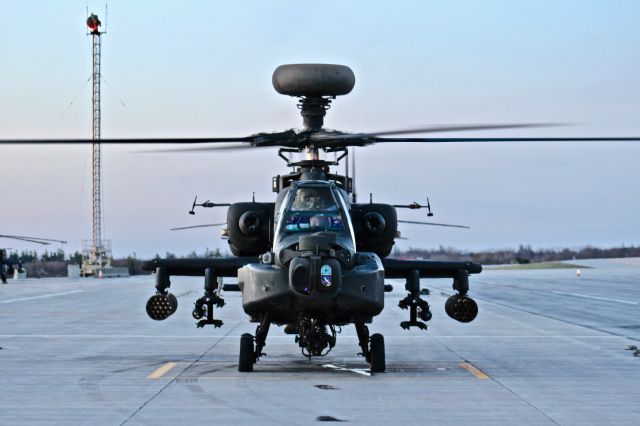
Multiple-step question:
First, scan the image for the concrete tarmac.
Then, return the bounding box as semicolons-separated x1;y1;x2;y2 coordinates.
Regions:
1;259;639;425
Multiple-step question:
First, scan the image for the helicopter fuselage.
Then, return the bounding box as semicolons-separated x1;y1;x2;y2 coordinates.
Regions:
238;179;385;326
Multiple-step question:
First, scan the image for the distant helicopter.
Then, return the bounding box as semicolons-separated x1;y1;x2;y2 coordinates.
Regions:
0;234;67;282
0;234;67;246
3;64;639;372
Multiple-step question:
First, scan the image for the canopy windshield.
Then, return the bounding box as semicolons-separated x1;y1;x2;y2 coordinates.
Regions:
275;184;355;251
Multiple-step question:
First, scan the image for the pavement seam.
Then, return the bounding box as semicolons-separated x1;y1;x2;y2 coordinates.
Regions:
477;296;640;343
119;319;244;426
430;283;640;343
430;335;561;425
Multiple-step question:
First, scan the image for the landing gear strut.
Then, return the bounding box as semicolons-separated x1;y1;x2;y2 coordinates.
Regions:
238;312;271;372
354;316;385;373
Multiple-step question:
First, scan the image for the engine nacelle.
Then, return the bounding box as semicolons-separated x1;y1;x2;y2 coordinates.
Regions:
227;202;274;256
351;203;397;258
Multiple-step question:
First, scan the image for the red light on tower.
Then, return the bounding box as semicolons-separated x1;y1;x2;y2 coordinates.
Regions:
87;14;101;34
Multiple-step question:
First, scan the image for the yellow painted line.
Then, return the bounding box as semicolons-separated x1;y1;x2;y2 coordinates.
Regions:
459;362;489;379
147;362;177;379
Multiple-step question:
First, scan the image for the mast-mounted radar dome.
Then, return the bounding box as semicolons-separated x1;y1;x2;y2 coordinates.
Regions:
273;64;355;130
273;64;355;98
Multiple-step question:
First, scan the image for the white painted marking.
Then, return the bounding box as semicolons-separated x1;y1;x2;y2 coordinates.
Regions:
1;290;83;304
551;290;638;305
322;364;371;376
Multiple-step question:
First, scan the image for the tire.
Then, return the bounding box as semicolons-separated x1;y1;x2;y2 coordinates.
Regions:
238;333;254;372
369;333;386;373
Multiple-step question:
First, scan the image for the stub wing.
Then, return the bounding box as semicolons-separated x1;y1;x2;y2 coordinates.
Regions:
141;257;482;279
382;258;482;279
141;257;259;277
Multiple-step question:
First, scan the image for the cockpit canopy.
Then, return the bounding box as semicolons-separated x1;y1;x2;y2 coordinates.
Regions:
274;182;355;253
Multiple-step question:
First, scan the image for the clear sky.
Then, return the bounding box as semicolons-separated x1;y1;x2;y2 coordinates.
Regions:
1;0;639;258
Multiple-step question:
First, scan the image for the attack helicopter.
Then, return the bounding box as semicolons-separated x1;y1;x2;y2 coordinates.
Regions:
136;64;639;373
3;64;639;372
141;64;492;373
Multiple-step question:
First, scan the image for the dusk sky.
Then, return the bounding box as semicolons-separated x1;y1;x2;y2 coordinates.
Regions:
1;1;639;258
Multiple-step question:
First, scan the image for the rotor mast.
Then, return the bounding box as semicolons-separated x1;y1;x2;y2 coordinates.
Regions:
300;96;331;162
299;96;331;131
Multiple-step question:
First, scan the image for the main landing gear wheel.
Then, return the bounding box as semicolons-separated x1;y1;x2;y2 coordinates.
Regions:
238;333;255;372
369;333;386;373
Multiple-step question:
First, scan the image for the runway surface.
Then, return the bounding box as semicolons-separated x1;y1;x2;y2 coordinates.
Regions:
1;258;639;425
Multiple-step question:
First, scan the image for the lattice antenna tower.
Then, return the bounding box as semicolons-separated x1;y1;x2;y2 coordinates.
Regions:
83;13;112;275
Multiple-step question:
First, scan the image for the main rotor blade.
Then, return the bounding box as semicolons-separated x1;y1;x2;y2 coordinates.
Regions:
4;125;639;151
397;220;470;229
0;234;67;244
0;130;300;147
311;123;563;141
170;223;226;231
0;137;254;145
147;144;264;153
369;123;565;136
370;137;640;144
139;130;303;152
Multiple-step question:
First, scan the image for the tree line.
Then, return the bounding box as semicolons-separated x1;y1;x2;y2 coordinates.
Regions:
4;249;75;264
4;245;639;278
3;247;225;265
2;247;227;278
394;244;640;265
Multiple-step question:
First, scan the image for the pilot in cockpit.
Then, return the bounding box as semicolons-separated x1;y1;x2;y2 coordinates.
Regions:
291;187;338;212
285;187;343;233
